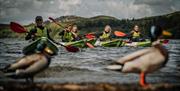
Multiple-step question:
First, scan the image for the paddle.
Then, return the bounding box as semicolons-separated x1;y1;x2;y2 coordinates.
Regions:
85;33;96;39
10;21;79;52
85;42;94;48
49;17;94;48
162;39;169;44
48;17;65;28
84;33;96;48
114;31;127;37
10;22;27;33
163;31;172;37
57;43;79;52
83;33;95;48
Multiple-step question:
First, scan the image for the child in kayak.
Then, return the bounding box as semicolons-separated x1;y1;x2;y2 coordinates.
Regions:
71;25;81;41
59;24;74;42
99;25;112;41
129;25;143;42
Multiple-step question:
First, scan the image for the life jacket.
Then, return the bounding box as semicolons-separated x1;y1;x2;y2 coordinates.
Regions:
62;31;74;42
100;32;111;40
132;31;140;38
35;27;48;38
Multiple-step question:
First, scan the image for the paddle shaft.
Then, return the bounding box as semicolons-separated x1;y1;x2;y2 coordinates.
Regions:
48;17;65;28
56;42;66;47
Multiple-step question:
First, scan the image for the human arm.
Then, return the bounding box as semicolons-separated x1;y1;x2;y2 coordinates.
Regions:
25;28;37;40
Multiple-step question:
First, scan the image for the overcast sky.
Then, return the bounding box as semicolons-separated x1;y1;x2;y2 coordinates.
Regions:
0;0;179;24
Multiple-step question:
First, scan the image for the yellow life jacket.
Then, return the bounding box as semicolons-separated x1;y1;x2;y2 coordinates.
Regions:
35;27;48;38
63;31;74;42
100;32;111;40
132;31;140;38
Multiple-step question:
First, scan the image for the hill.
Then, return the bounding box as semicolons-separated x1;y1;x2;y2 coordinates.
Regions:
49;11;180;38
0;11;179;38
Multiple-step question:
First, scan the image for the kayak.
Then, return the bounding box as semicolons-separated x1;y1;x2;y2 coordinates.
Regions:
61;39;123;48
59;39;157;48
23;37;59;55
95;39;123;47
123;39;168;47
123;41;151;47
62;39;96;48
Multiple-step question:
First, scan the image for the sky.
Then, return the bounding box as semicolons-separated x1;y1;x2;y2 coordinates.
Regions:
0;0;179;24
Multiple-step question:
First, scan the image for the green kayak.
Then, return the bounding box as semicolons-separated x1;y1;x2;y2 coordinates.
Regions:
60;39;152;48
96;39;123;47
63;39;96;48
61;39;123;48
23;37;59;55
123;41;151;47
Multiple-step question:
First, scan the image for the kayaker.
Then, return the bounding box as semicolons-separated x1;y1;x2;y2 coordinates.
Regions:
99;25;112;41
129;25;143;42
71;25;81;41
2;37;58;82
106;25;169;87
59;24;74;42
25;16;52;41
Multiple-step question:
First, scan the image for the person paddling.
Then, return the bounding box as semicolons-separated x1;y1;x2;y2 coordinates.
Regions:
25;16;53;41
59;24;74;42
71;25;81;41
99;25;112;41
129;25;143;42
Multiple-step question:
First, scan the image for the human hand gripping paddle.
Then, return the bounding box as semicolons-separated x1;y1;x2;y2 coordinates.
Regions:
48;17;95;48
10;22;79;52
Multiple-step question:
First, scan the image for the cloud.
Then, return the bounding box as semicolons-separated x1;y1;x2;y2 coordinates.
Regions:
0;0;179;24
134;0;180;15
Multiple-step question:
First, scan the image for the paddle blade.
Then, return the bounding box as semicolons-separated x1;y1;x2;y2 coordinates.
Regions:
163;39;169;44
85;33;96;39
65;45;79;52
163;31;172;36
114;31;126;37
86;42;94;48
10;22;27;33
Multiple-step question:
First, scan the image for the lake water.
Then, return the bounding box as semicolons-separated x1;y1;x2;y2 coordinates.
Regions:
0;38;180;84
